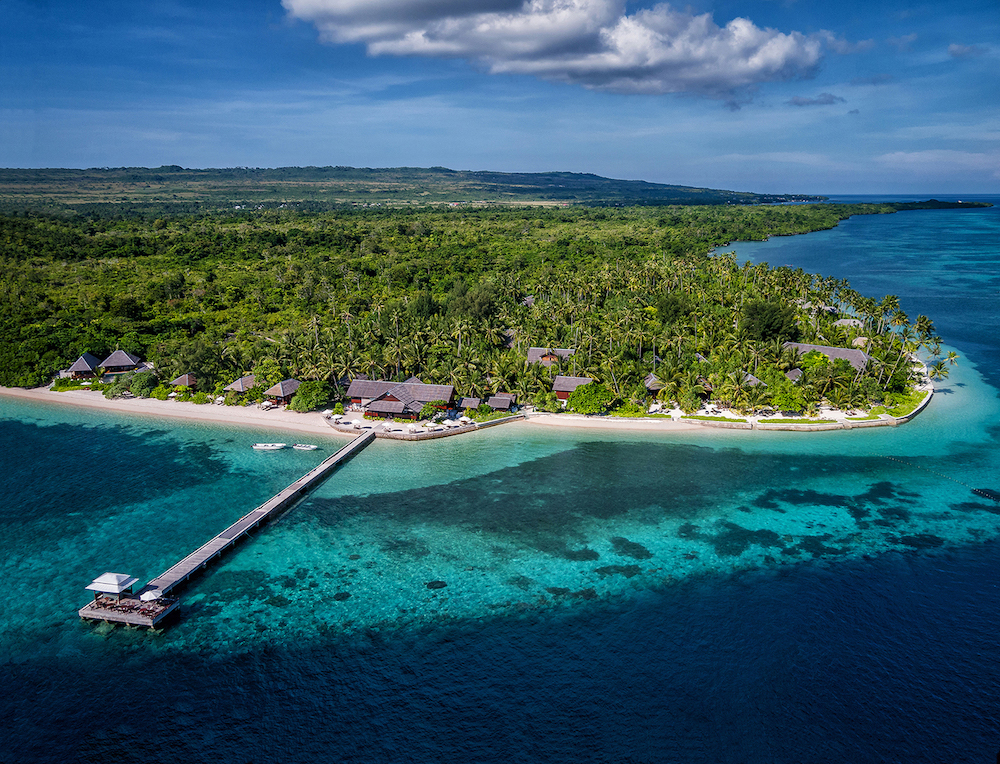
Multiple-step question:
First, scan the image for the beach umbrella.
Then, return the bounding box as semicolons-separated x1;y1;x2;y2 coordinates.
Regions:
140;590;163;602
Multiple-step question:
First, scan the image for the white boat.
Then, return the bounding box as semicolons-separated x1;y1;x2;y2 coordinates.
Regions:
292;443;318;451
252;443;286;451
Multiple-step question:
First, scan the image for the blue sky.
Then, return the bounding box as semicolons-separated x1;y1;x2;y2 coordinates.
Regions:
1;0;997;194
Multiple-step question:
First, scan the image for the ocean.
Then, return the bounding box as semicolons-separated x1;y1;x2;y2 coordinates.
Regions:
2;196;999;763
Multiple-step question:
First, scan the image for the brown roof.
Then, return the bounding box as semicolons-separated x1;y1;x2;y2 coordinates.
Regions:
643;372;664;391
784;342;871;371
264;379;301;398
457;397;481;409
486;394;515;410
367;399;408;415
68;353;102;373
527;347;575;366
100;350;141;368
170;373;196;387
552;375;592;393
347;378;454;404
224;374;256;392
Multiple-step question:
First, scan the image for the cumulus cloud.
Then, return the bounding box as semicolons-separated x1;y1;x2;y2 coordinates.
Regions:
887;33;917;51
877;149;1000;179
786;92;844;107
282;0;826;97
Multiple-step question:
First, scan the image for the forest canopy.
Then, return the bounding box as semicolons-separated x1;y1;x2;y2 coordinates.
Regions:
0;201;955;415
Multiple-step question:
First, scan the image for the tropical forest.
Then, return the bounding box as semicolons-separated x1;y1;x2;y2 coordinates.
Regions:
0;183;970;417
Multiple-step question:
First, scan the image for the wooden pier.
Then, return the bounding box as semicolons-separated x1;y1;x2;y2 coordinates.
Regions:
79;431;375;628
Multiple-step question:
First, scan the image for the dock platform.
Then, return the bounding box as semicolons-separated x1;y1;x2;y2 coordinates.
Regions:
79;432;375;628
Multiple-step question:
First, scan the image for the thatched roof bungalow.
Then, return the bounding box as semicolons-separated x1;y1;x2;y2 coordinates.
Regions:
527;347;575;367
457;397;481;410
486;393;516;411
553;375;592;401
224;374;256;393
263;379;300;404
170;373;197;389
68;352;102;379
100;350;141;376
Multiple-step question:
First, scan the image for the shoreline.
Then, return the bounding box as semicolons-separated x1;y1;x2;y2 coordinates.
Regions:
0;375;933;438
0;385;348;438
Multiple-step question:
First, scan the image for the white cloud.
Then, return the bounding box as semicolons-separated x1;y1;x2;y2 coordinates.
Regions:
877;149;1000;179
948;43;987;59
786;92;845;107
282;0;826;97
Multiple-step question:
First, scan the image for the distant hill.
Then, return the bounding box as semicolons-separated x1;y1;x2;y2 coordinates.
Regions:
0;166;825;212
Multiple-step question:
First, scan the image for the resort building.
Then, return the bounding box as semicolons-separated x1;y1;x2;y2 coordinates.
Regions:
263;379;300;405
486;393;516;411
833;318;864;329
347;377;455;419
553;375;592;401
456;396;481;410
783;342;871;371
67;352;102;379
527;347;575;367
100;350;142;377
170;373;197;389
225;374;256;393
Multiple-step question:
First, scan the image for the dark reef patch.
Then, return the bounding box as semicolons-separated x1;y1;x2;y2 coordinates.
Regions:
594;565;642;579
333;592;351;601
426;580;447;589
705;522;784;557
784;534;847;558
610;536;653;560
379;537;431;559
562;547;600;561
894;534;944;549
507;575;535;591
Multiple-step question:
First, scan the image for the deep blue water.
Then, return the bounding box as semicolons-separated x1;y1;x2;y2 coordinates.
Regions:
3;197;1000;763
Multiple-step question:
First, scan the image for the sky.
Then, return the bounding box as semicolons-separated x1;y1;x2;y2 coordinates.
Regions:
1;0;998;194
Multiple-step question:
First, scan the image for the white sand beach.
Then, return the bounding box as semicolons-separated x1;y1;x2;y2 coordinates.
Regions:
0;385;349;438
527;413;703;431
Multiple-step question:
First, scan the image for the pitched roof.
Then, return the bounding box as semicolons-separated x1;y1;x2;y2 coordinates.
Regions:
644;372;664;391
170;373;196;387
785;368;803;382
457;397;481;409
486;394;515;409
553;375;593;393
68;353;102;373
264;379;301;398
833;318;863;328
347;378;454;404
527;347;575;366
784;342;871;371
367;399;409;415
224;374;256;392
85;572;139;594
100;350;140;368
743;372;766;388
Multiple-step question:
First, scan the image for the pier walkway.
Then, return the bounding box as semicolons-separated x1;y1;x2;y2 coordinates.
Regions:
79;431;375;628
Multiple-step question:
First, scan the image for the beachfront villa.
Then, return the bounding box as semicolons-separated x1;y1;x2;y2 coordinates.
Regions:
457;396;481;410
263;379;300;405
553;375;593;401
486;393;517;411
225;374;256;393
100;350;142;377
347;377;456;419
170;373;197;389
527;347;575;368
67;353;102;379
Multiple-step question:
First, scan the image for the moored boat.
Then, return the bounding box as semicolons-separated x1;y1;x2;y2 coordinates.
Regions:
252;443;286;451
292;443;318;450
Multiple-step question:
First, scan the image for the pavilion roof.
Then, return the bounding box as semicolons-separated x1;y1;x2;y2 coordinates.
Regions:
85;572;139;594
68;353;102;373
784;342;871;371
264;379;301;398
100;350;140;368
224;374;256;392
552;375;593;393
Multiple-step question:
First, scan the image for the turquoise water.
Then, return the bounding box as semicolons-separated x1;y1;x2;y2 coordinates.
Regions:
3;197;1000;762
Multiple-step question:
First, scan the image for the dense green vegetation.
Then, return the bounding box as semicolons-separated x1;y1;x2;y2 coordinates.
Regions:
0;201;960;414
